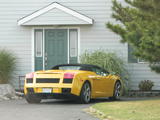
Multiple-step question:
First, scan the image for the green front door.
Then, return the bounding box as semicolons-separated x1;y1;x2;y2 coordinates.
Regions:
45;29;68;69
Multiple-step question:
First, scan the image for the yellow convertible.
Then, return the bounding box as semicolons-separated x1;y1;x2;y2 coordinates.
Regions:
24;64;122;104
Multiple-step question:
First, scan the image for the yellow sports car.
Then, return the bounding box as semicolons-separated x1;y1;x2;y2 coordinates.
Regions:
24;64;122;104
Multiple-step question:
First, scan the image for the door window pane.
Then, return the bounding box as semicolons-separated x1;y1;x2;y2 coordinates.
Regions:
69;29;78;57
35;30;43;57
92;67;108;76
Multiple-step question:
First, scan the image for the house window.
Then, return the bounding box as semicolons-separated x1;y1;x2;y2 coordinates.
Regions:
138;58;147;63
128;44;147;63
35;30;43;57
69;29;78;57
128;44;138;63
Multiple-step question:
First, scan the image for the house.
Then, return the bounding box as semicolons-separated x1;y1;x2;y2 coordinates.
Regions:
0;0;160;90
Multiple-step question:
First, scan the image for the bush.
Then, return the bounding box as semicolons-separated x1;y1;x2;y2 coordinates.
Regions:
80;50;129;93
0;50;16;84
139;80;154;91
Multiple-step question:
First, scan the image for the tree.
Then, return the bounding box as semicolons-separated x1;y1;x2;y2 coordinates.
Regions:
107;0;160;73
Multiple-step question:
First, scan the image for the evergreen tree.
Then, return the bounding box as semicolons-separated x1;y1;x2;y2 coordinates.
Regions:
107;0;160;73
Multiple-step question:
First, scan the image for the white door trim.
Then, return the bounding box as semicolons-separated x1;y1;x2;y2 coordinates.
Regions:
31;27;80;71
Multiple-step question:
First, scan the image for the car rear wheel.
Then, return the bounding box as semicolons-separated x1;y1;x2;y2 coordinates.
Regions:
25;94;41;104
109;81;121;100
80;82;91;104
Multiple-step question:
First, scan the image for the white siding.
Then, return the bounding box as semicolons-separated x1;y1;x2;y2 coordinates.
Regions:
0;0;160;90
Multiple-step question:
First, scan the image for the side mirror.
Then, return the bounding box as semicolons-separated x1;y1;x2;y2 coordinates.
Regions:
103;73;107;76
102;73;110;76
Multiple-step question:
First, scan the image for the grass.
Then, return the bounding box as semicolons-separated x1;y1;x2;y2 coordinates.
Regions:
92;98;160;120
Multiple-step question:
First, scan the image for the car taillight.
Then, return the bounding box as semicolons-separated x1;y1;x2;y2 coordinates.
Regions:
63;73;75;84
64;73;75;79
26;72;34;78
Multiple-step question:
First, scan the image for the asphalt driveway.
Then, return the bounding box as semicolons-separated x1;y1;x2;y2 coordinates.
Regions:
0;99;99;120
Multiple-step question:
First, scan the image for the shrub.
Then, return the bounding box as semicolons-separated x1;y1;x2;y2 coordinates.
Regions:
139;80;154;91
80;50;130;93
0;50;16;84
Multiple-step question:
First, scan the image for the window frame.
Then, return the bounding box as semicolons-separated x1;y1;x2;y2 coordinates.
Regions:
128;44;148;64
138;58;148;64
35;29;43;57
69;29;78;58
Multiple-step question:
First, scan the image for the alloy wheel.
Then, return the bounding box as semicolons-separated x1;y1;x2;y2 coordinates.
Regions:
83;83;91;103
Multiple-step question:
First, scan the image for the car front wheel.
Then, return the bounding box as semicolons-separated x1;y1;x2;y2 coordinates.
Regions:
80;82;91;104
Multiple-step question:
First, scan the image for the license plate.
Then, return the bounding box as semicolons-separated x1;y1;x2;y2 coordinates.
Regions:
42;88;52;93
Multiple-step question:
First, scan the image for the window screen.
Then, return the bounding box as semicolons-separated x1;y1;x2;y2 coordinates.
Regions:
35;30;43;57
69;29;78;57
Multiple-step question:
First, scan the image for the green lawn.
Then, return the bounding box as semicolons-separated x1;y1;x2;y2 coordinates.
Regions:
92;98;160;120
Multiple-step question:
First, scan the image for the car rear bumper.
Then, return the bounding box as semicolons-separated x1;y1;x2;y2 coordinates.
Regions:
25;87;78;99
24;82;76;96
26;87;71;93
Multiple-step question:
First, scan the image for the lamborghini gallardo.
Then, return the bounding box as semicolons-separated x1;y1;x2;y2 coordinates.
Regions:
24;64;122;104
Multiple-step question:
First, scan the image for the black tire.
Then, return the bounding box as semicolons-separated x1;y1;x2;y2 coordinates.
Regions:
80;82;91;104
109;81;121;101
25;94;41;104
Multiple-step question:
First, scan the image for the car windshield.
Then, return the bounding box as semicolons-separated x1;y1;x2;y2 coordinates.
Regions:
56;66;81;70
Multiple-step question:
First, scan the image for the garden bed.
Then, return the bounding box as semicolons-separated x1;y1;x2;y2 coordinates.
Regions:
128;90;160;97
